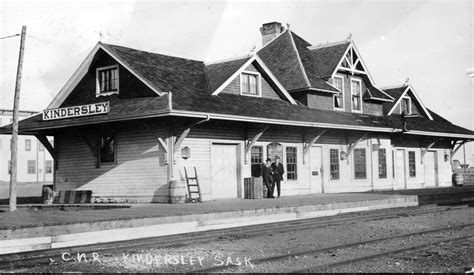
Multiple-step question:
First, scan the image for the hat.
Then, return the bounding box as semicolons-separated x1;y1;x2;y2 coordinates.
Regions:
275;156;280;160
266;158;272;162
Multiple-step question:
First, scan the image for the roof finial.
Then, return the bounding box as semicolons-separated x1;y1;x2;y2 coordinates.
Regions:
286;23;290;30
250;44;257;54
346;33;352;41
404;77;410;84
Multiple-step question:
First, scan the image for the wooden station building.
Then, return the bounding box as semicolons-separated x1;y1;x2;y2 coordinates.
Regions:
1;22;473;203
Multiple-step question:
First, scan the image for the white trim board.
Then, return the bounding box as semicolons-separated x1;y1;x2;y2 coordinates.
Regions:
387;84;433;120
47;42;165;109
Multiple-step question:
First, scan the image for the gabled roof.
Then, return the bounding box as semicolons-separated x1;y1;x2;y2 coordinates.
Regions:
205;56;251;93
382;84;433;120
309;41;351;79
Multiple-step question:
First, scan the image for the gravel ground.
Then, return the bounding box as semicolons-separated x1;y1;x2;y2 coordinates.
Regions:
2;206;473;273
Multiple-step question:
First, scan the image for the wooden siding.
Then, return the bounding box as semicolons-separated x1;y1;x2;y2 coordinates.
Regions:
61;49;156;107
220;63;283;101
55;126;168;203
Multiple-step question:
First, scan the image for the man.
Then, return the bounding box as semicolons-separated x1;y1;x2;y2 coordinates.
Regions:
262;158;274;198
271;156;284;198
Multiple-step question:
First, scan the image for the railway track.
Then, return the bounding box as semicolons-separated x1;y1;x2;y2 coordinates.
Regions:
190;222;474;273
0;205;468;270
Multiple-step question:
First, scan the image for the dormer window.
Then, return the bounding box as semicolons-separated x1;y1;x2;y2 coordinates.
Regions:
350;78;362;113
401;96;412;115
333;75;344;110
96;65;119;97
240;71;261;97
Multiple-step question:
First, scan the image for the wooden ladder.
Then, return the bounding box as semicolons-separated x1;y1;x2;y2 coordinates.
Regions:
184;167;202;203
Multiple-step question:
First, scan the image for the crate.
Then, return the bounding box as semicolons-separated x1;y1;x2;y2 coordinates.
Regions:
244;177;263;199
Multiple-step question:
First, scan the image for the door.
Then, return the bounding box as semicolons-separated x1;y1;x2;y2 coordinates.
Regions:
394;149;406;190
211;144;238;199
309;146;323;193
423;151;438;187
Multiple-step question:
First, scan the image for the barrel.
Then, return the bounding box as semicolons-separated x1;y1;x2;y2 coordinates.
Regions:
42;185;54;204
452;173;464;187
169;180;186;204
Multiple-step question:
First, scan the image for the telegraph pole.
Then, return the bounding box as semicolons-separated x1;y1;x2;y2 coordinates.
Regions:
9;26;27;212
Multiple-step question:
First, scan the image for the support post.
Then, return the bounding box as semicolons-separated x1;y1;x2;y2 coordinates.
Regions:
450;140;466;163
9;26;26;212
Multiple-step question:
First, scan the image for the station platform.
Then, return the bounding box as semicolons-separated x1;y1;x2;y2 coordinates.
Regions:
0;186;473;255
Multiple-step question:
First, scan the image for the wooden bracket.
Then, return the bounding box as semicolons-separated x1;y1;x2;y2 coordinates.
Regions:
35;132;56;160
72;128;99;168
346;132;368;164
172;116;210;164
450;140;466;162
244;125;269;164
302;129;326;164
420;140;436;164
142;122;168;153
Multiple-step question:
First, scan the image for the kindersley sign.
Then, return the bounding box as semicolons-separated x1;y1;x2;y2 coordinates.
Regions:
43;102;109;121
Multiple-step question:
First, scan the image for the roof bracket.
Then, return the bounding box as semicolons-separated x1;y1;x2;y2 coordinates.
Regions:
450;140;467;163
303;129;326;165
174;116;210;154
346;132;369;164
420;140;436;164
142;122;169;164
35;132;56;161
245;125;270;164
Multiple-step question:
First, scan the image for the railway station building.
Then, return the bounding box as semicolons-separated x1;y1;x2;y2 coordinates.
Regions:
1;22;473;203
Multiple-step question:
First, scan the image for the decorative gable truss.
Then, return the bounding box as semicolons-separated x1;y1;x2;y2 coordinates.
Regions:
331;41;394;103
211;55;297;105
48;42;165;109
387;84;433;120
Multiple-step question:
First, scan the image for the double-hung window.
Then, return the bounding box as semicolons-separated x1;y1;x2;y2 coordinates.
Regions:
333;76;344;110
240;72;261;96
286;147;297;180
96;65;119;96
378;148;387;179
330;149;340;180
351;78;362;112
401;96;412;115
100;135;116;163
353;148;366;179
27;160;36;174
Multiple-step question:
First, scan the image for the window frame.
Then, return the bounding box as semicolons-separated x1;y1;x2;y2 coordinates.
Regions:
240;71;262;97
45;160;53;174
25;139;31;151
408;151;416;177
96;64;120;97
353;148;367;179
329;148;340;180
286;146;297;181
350;78;363;113
250;146;263;177
332;75;345;111
27;160;36;174
99;134;117;165
378;148;387;179
400;96;412;115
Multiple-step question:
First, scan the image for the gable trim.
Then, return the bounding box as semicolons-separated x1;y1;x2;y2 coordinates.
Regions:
387;85;433;120
211;55;297;105
47;42;164;109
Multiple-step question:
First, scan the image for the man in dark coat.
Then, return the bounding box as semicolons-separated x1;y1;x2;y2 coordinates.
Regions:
271;156;284;198
261;158;274;198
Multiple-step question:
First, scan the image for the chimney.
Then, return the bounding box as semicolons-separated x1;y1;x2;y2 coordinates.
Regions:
260;22;283;46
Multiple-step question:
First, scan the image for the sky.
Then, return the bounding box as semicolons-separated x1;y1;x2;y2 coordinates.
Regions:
0;0;473;161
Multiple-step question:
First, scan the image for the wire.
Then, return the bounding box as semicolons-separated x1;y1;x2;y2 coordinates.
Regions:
0;34;20;40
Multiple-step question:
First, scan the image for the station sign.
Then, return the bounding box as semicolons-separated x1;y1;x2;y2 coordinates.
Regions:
43;102;109;121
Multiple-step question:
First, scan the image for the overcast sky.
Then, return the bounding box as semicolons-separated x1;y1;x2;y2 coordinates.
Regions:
1;0;473;159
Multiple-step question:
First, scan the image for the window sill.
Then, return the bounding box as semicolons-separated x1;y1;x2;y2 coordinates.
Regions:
333;108;344;112
96;91;119;97
240;93;262;98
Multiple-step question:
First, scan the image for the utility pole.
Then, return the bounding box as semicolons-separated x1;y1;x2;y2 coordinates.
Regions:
9;26;27;212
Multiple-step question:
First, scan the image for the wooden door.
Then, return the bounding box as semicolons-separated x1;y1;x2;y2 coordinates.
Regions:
394;149;406;190
424;151;438;187
309;146;323;193
211;144;238;199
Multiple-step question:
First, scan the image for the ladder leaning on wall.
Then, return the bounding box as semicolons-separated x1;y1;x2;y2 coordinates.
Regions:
184;167;202;203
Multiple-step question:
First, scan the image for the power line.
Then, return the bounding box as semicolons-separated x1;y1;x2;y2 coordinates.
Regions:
0;34;20;40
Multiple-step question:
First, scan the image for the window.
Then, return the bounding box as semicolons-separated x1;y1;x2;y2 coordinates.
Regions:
330;149;340;180
250;146;263;177
408;151;416;177
378;148;387;179
100;135;116;163
39;142;44;151
45;160;53;174
351;78;362;112
96;65;119;96
27;160;36;174
25;139;31;151
353;148;366;179
333;76;344;110
401;97;412;115
286;147;297;180
240;72;260;96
